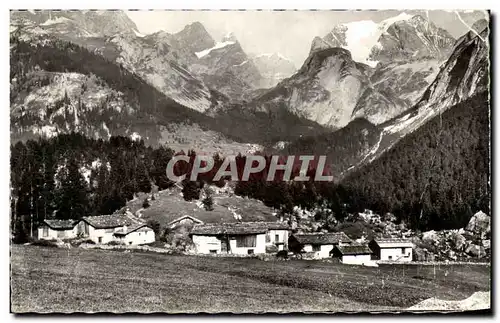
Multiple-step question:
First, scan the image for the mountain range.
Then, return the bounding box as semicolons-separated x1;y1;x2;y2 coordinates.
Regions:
10;10;490;180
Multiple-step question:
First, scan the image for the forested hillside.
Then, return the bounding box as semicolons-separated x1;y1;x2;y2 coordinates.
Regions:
278;118;381;178
10;134;176;240
340;91;490;230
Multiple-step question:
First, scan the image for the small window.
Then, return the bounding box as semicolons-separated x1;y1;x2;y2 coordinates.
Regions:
266;232;271;243
42;226;49;237
247;249;254;255
129;241;132;245
312;245;321;252
401;247;406;254
98;237;102;243
388;255;393;260
236;235;256;248
209;250;217;254
275;234;280;242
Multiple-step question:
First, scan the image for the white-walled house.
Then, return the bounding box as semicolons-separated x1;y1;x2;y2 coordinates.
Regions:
36;214;155;245
114;224;155;245
369;238;413;262
190;222;291;255
76;214;155;245
76;215;133;244
38;219;78;240
331;245;373;265
265;222;290;251
288;232;353;259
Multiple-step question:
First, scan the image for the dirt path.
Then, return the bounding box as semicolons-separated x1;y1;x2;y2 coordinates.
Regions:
407;291;490;311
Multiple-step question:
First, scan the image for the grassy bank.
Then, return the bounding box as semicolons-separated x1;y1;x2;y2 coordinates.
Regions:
10;245;490;313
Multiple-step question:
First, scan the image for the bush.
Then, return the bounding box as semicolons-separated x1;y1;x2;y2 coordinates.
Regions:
266;244;279;253
333;221;373;240
30;239;58;248
143;198;150;209
144;241;167;248
146;219;161;237
70;238;96;246
106;240;124;246
276;250;289;259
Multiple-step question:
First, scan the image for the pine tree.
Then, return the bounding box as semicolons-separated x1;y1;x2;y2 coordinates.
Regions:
182;179;202;201
202;187;214;211
55;156;89;220
135;161;152;193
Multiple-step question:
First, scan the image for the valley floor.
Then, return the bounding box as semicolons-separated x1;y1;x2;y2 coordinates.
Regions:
10;245;490;313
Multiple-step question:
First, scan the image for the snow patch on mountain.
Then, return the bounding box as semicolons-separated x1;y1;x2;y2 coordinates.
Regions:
40;16;70;26
336;13;414;67
379;12;414;29
195;40;236;58
342;20;380;67
133;29;145;37
233;60;248;67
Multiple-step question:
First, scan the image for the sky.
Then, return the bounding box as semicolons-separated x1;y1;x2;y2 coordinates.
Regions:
127;10;488;67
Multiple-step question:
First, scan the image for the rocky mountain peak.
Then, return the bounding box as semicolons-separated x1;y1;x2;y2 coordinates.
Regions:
251;46;370;128
300;47;354;75
472;19;489;34
373;15;455;62
222;32;238;43
310;36;331;53
310;13;455;66
10;10;140;38
174;21;215;53
251;53;297;88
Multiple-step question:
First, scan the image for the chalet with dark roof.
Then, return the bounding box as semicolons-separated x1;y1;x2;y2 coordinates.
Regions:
331;245;373;265
369;238;413;262
38;214;155;245
38;219;79;240
288;232;353;259
75;215;154;245
190;222;291;255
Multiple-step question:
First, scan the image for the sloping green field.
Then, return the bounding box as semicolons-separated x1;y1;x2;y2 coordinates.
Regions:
120;188;278;228
10;245;490;313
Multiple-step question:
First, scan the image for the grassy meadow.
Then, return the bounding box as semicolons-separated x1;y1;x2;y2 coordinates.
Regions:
10;245;490;313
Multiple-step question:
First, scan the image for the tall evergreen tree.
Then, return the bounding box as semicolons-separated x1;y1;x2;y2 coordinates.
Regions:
55;156;89;220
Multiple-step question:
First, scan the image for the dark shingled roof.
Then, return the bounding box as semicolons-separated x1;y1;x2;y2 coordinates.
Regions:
292;232;352;245
374;238;412;243
114;224;153;236
335;245;372;255
265;222;291;230
372;238;414;247
167;215;204;226
82;215;132;229
191;222;290;235
43;219;76;230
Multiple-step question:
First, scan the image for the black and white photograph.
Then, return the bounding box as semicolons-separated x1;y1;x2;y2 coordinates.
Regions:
8;8;491;314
